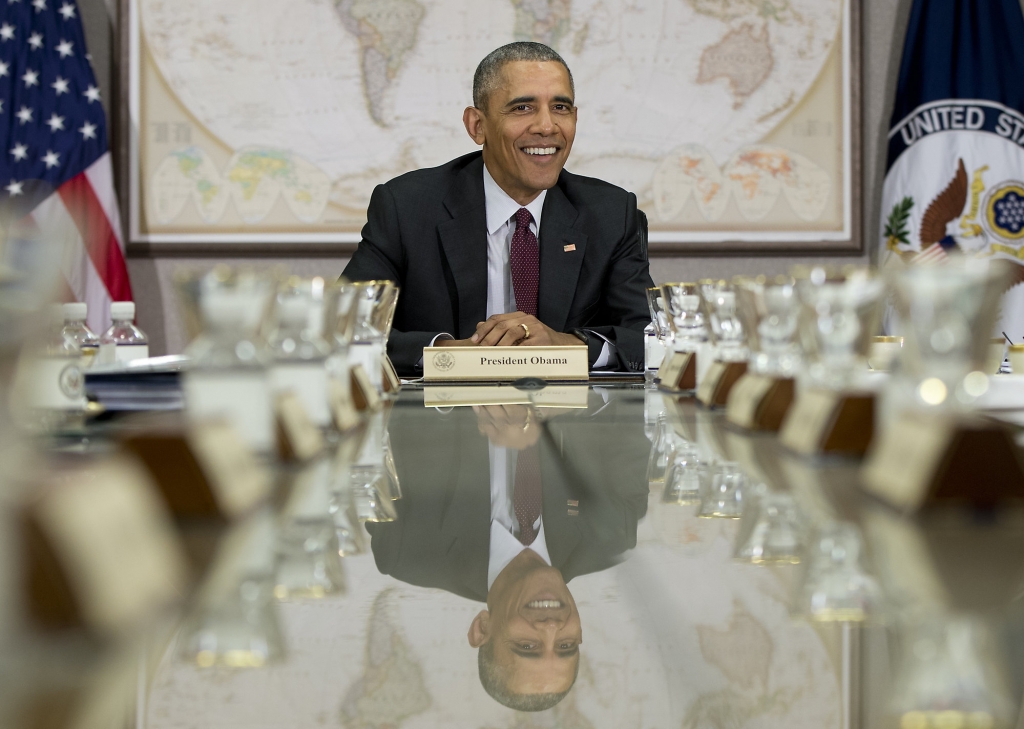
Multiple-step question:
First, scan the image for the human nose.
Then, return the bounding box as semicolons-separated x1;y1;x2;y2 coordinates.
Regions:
531;106;556;135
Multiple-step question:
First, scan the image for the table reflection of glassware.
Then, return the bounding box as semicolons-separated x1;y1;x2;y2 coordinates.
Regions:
179;513;285;668
886;259;1010;411
697;462;746;518
887;616;1016;729
793;266;885;391
661;282;708;352
176;267;279;452
735;275;802;377
734;491;805;564
662;435;706;505
646;411;674;488
349;410;398;522
274;459;346;599
797;523;883;622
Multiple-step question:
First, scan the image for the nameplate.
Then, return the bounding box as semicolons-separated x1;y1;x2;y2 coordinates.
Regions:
781;389;876;457
423;385;589;408
28;456;188;632
274;392;325;462
381;355;402;393
696;360;748;407
725;374;795;431
658;351;697;392
328;377;361;432
188;421;274;518
865;416;1024;512
422;345;588;382
350;364;382;410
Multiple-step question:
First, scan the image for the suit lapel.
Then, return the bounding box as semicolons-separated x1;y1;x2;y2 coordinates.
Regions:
538;182;588;333
438;156;488;339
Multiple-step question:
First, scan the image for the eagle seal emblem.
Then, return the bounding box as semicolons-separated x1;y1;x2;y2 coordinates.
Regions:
432;351;455;372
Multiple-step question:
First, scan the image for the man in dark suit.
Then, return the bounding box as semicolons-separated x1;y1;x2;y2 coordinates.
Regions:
342;42;653;375
367;391;649;710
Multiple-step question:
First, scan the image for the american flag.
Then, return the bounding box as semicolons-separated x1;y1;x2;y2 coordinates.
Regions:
1;0;130;334
912;242;949;265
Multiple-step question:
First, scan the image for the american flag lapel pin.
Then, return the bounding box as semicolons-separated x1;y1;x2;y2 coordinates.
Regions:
563;244;576;252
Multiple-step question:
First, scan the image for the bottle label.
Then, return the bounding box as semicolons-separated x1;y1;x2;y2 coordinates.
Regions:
16;356;86;410
183;370;274;453
115;344;149;364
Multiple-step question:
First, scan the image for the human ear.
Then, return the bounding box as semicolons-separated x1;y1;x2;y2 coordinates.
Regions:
463;106;486;146
468;609;490;647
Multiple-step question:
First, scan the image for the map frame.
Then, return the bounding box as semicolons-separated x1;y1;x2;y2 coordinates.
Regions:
117;0;862;255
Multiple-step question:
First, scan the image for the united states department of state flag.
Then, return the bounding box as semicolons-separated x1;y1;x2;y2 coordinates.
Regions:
879;0;1024;338
1;0;130;334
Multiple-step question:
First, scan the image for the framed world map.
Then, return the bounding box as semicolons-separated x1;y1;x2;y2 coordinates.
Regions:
124;0;860;253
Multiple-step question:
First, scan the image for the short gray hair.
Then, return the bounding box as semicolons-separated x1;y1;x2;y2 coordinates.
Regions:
472;42;575;111
477;642;576;712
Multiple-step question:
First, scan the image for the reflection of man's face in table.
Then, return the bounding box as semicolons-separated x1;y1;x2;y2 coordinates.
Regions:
468;549;582;709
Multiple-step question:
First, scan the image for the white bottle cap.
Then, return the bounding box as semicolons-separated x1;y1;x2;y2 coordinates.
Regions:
110;301;136;320
62;302;88;321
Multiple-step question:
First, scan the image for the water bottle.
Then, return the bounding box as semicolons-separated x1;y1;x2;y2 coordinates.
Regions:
61;302;99;366
99;301;149;364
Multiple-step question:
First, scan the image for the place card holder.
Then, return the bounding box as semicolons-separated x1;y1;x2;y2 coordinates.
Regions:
22;456;189;633
122;420;273;521
779;389;875;457
381;355;402;394
274;391;325;462
696;361;748;408
725;374;795;431
657;350;697;392
862;414;1024;513
350;364;382;412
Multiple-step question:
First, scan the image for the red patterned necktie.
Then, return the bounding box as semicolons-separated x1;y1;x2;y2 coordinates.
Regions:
513;446;542;546
510;207;539;316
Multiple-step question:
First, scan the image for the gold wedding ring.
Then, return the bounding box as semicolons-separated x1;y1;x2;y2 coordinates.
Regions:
521;323;530;339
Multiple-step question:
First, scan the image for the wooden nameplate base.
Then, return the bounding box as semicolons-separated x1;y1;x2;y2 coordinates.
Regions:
862;413;1024;513
122;419;272;521
657;350;697;392
22;456;188;633
696;361;748;407
381;355;402;394
725;374;795;431
274;392;325;462
779;388;875;457
422;345;588;382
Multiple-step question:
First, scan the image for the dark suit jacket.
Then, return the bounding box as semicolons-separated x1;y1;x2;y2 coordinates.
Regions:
367;392;650;602
342;152;653;375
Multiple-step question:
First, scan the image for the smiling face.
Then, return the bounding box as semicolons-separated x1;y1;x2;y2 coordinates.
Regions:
463;60;577;206
469;550;582;698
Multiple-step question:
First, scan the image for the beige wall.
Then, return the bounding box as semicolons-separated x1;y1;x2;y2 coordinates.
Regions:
80;0;915;356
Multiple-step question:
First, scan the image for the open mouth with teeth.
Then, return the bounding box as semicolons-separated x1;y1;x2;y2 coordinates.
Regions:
525;600;563;609
521;146;559;159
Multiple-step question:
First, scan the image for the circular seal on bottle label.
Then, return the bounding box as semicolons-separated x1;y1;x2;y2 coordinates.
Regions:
59;362;84;399
432;351;455;372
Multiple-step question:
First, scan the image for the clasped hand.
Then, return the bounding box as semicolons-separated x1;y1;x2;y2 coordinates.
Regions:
441;312;583;347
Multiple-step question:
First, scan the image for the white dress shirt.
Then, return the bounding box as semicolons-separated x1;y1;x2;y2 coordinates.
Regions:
487;441;552;589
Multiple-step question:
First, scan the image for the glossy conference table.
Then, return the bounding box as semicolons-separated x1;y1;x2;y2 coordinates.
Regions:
89;385;1024;727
